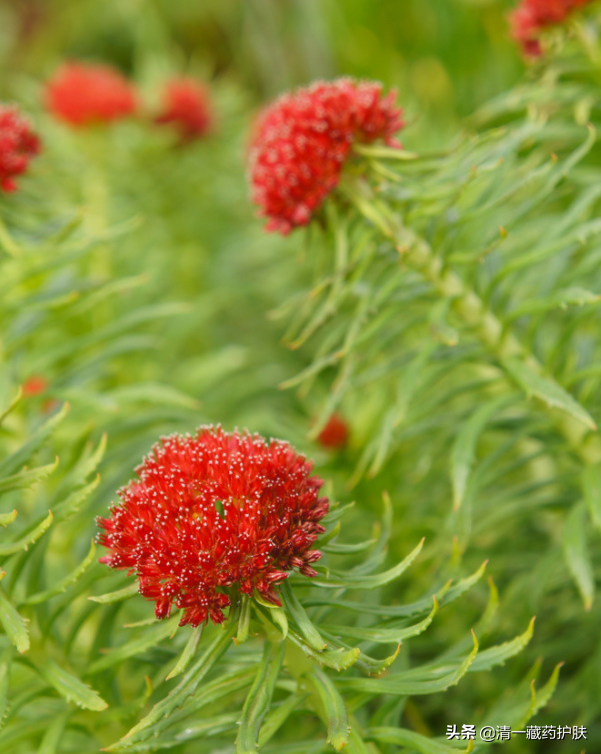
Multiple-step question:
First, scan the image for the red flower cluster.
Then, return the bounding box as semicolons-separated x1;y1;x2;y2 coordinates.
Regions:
510;0;594;55
155;78;213;142
97;427;328;627
45;62;137;126
249;78;405;234
0;105;41;192
317;414;349;450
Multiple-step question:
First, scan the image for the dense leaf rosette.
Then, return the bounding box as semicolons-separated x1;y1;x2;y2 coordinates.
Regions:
0;104;41;192
249;77;404;234
45;62;137;126
97;426;328;626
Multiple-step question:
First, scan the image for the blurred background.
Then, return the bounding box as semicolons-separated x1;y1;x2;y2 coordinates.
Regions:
0;0;524;146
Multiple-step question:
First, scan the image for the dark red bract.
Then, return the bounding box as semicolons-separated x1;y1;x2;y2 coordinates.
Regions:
97;427;328;627
155;78;213;142
45;62;137;126
249;78;404;234
0;105;41;192
510;0;594;56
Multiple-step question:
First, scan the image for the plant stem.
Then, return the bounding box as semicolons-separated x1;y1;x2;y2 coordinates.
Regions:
341;178;601;465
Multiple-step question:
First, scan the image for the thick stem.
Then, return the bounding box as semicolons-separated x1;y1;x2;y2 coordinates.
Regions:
341;178;601;465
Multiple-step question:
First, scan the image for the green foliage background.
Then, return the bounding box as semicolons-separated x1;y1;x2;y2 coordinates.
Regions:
1;1;600;753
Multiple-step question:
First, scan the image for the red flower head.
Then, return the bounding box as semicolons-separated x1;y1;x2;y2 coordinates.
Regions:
45;62;137;126
510;0;594;56
0;105;41;192
155;77;213;142
317;414;350;450
249;78;405;234
22;375;48;396
97;427;329;627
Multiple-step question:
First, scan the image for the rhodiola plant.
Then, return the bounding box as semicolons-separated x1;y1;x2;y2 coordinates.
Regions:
0;128;551;753
246;7;601;742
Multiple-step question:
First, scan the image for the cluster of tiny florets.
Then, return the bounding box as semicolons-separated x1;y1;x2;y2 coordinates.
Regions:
510;0;595;55
0;105;41;192
249;78;404;234
97;426;328;627
45;62;137;126
155;78;214;142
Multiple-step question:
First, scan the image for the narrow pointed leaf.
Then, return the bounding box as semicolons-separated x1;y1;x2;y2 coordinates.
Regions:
89;581;138;604
0;588;28;653
450;396;511;510
305;667;349;751
469;617;535;672
0;403;69;477
368;727;472;754
236;641;285;754
502;357;596;430
325;598;437;644
563;503;594;610
0;458;58;496
38;658;107;710
0;511;53;557
166;624;203;680
24;539;96;605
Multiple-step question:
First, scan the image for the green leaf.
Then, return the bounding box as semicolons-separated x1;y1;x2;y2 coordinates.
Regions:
288;631;361;672
234;595;251;646
38;712;69;754
332;538;424;589
367;727;471;754
236;641;285;754
258;693;308;747
281;582;326;651
305;667;349;751
0;586;29;653
38;658;107;710
24;539;97;605
324;597;437;644
0;403;69;478
107;620;237;750
0;660;10;730
337;631;478;695
87;618;178;674
563;503;594;611
507;287;601;321
88;581;138;604
166;624;203;680
502;356;596;431
582;464;601;532
0;457;59;496
354;144;419;161
530;662;563;718
0;512;16;528
450;396;511;510
54;474;100;522
469;617;535;672
0;388;22;429
0;512;53;557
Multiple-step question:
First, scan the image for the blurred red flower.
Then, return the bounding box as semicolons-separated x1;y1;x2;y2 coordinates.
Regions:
22;375;48;396
510;0;594;55
0;105;41;192
97;426;328;627
155;78;213;142
317;414;349;450
45;62;137;126
249;78;404;234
